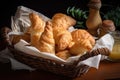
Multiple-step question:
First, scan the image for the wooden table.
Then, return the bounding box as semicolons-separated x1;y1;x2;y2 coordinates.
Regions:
74;60;120;80
0;60;120;80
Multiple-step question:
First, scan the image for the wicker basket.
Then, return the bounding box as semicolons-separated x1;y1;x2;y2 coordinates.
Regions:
1;27;110;78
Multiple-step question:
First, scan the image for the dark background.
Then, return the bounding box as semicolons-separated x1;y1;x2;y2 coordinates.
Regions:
0;0;120;29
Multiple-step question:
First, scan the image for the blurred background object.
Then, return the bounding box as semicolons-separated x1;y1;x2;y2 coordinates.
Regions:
0;0;120;30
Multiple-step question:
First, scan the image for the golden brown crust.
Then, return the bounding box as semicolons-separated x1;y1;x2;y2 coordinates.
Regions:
29;13;46;46
36;21;55;54
52;13;75;52
53;27;73;52
69;43;88;56
56;50;71;60
10;33;30;45
69;29;95;55
71;29;95;46
52;13;76;30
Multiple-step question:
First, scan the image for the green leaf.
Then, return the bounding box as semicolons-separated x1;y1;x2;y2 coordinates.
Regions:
69;7;75;13
74;8;81;18
67;7;71;14
77;10;82;19
77;21;83;25
66;6;88;29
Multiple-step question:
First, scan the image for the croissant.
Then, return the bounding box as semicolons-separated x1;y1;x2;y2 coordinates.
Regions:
29;13;46;46
36;21;55;54
52;13;74;52
71;29;95;46
52;13;76;30
53;27;73;52
69;29;95;55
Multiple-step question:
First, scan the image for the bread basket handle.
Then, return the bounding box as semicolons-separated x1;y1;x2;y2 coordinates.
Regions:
73;47;110;66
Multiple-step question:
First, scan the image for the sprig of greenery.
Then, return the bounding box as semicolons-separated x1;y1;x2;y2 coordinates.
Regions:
66;6;88;29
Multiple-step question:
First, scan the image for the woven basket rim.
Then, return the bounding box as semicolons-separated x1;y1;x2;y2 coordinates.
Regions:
8;45;90;78
8;45;67;64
